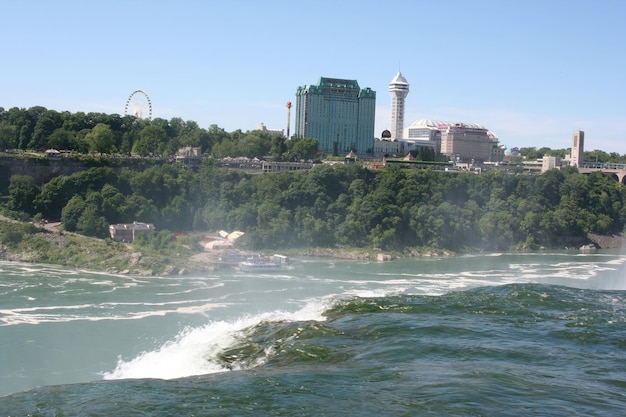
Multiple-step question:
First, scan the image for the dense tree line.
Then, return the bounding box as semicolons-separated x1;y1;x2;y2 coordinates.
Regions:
3;106;625;164
0;106;319;161
517;146;626;164
3;158;626;251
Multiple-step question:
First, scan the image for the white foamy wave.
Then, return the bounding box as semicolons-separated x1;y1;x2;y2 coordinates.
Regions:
102;321;241;380
101;297;333;381
0;301;228;326
156;282;224;296
345;288;408;298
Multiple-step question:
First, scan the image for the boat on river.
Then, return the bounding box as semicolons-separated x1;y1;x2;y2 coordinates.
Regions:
238;260;282;272
238;254;288;272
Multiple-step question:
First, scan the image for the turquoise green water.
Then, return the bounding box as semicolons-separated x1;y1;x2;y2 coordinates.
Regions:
1;251;625;416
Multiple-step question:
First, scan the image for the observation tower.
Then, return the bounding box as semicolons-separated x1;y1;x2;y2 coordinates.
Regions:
388;72;409;140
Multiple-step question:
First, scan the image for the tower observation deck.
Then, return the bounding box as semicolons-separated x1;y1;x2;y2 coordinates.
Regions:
389;72;409;140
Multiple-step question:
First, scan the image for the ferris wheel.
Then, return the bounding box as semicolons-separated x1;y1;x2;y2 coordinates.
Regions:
124;89;152;120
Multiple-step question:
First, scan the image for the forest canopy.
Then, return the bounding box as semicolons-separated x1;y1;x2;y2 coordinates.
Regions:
3;159;626;252
0;106;320;161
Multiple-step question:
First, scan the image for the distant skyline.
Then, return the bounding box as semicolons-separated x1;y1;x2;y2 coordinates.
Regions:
3;0;625;153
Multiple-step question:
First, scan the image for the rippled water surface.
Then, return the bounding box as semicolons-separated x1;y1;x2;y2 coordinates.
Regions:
1;251;625;416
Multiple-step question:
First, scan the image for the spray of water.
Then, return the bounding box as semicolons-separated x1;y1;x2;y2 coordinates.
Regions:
102;297;333;380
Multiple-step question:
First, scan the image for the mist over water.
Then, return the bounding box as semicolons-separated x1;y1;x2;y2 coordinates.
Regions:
1;251;625;416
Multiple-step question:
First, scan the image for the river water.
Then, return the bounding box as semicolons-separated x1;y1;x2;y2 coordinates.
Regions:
1;251;625;416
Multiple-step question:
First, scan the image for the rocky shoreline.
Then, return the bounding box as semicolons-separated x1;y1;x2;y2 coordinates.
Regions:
587;233;626;249
0;217;623;275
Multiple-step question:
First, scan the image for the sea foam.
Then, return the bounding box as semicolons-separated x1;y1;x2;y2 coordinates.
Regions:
101;296;334;380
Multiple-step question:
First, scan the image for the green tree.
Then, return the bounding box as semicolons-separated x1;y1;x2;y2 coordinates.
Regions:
132;125;168;156
238;132;271;158
287;137;319;161
100;184;126;223
85;123;115;153
270;135;288;160
0;124;17;150
76;204;109;238
47;128;83;151
35;167;116;220
61;195;87;232
7;175;40;214
119;194;159;223
211;139;237;158
16;106;47;149
179;129;210;153
585;149;611;164
30;109;63;149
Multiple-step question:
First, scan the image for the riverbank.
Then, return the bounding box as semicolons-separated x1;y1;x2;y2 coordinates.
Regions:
0;218;212;276
0;217;623;276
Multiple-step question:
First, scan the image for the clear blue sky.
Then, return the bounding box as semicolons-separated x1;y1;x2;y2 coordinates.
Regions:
4;0;625;153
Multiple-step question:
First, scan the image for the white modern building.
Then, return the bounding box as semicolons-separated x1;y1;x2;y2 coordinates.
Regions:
388;72;409;141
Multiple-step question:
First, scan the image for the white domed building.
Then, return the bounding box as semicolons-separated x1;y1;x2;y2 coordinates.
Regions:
405;119;504;162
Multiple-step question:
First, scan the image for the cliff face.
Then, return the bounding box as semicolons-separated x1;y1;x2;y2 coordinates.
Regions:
0;156;87;192
0;155;167;194
588;233;625;249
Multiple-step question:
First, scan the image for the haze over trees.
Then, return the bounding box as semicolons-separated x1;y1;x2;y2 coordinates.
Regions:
3;158;626;252
2;106;626;253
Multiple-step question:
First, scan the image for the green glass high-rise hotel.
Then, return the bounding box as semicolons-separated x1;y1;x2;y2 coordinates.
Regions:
294;77;376;156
